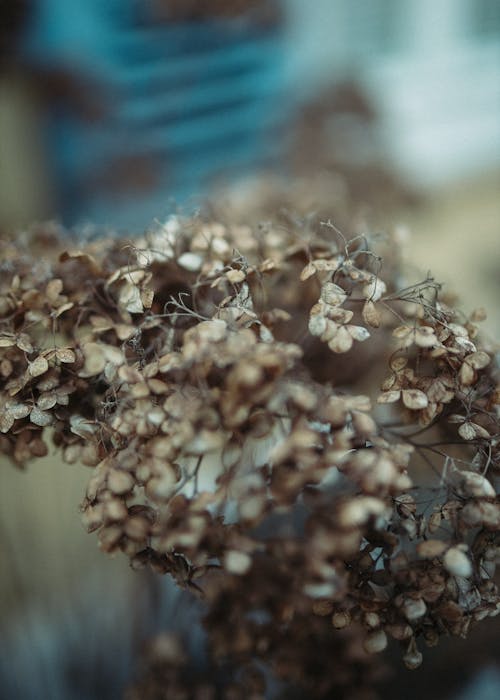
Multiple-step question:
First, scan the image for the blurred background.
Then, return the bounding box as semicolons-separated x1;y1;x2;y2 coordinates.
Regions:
1;0;499;324
0;1;499;698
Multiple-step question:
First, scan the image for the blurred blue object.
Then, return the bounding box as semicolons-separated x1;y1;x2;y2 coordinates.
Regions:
21;1;286;230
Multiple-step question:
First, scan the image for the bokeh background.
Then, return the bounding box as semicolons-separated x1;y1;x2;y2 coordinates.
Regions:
1;1;499;698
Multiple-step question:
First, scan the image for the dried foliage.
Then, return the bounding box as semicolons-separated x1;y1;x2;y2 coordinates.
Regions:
1;213;498;698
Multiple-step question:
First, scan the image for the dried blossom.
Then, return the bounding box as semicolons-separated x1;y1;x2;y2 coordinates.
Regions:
1;210;498;699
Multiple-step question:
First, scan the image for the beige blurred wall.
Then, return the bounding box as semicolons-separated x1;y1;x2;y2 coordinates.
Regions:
405;173;500;338
0;73;54;231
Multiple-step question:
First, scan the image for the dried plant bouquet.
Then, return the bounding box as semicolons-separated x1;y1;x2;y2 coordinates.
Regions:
0;211;498;699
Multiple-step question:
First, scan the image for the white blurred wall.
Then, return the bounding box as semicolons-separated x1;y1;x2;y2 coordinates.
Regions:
283;0;500;187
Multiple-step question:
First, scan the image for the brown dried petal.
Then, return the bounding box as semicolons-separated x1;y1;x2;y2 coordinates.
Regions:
81;342;106;376
459;362;476;386
56;347;76;363
70;415;97;439
403;639;423;670
363;278;387;301
0;414;15;433
124;516;150;542
444;547;472;578
456;471;495;498
464;351;490;370
321;282;347;306
362;300;380;328
328;307;354;324
0;335;16;348
119;283;143;314
454;336;477;354
300;262;317;281
328;326;353;353
177;252;203;271
414;326;438;348
417;539;448;558
116;324;136;341
185;430;224;455
37;392;57;410
0;359;13;377
346;325;370;342
363;630;388;654
46;278;63;301
308;314;327;337
224;550;252;575
29;356;49;378
30;406;53;427
8;402;31;419
402;597;427;621
470;307;487;322
226;269;246;284
332;611;351;629
458;422;477;440
393;325;413;340
53;302;74;317
377;390;401;404
313;258;342;273
16;333;34;352
337;496;387;528
108;469;135;495
390;356;408;371
402;389;428;410
141;288;154;309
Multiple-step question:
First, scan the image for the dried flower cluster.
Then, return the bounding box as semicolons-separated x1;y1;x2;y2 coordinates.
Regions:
1;214;498;698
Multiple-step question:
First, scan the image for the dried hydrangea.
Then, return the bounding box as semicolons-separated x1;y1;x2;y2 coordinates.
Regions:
1;212;498;698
